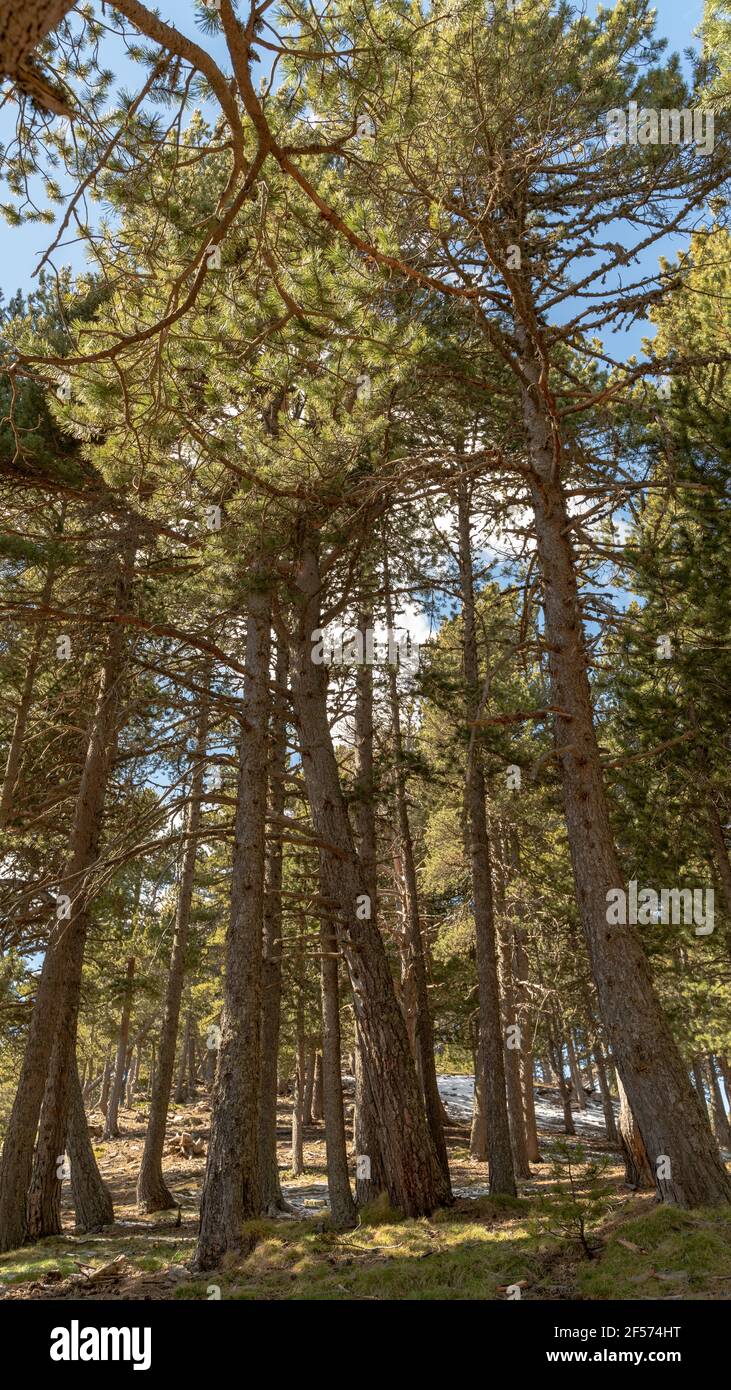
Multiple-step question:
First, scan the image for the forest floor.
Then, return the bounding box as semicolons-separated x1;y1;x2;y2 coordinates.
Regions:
1;1076;730;1301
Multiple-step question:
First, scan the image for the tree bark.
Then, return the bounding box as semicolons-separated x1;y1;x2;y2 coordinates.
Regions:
617;1074;653;1188
67;1057;114;1232
288;538;450;1216
320;903;357;1227
707;1055;731;1149
382;546;450;1185
351;602;386;1203
457;482;516;1195
0;544;131;1252
519;348;731;1207
302;1044;317;1127
312;1053;324;1122
594;1038;619;1145
104;956;135;1140
0;565;55;828
258;642;288;1213
196;585;271;1269
138;679;208;1210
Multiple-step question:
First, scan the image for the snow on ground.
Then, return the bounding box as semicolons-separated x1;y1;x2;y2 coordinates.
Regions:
437;1073;613;1137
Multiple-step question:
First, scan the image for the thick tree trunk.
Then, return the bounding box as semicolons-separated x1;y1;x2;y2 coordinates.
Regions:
138;680;208;1211
289;540;450;1216
258;643;288;1214
353;1037;387;1203
104;957;135;1140
457;484;516;1195
0;547;131;1252
67;1057;114;1232
519;355;731;1207
196;586;270;1270
320;906;356;1227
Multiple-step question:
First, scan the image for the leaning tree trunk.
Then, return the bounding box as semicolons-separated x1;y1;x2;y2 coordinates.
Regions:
0;543;131;1253
67;1056;114;1232
320;898;357;1227
0;564;55;828
457;483;516;1196
288;539;451;1217
196;585;271;1270
138;680;209;1211
258;642;288;1213
566;1030;587;1111
518;348;731;1207
104;956;135;1140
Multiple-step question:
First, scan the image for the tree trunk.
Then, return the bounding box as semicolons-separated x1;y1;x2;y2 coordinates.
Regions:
0;565;55;827
566;1030;587;1110
258;643;288;1213
302;1045;317;1128
174;1010;190;1105
0;545;131;1253
691;1055;710;1122
469;1041;488;1161
289;539;450;1216
104;957;135;1140
67;1057;114;1232
497;918;531;1178
196;585;271;1270
312;1053;324;1123
291;970;306;1178
617;1074;653;1188
382;550;450;1183
351;602;386;1203
594;1039;619;1145
519;351;731;1207
457;483;516;1196
137;681;208;1209
100;1053;112;1119
707;1055;731;1149
320;906;357;1227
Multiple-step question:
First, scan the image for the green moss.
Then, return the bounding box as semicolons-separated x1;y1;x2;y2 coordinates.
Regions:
577;1204;731;1300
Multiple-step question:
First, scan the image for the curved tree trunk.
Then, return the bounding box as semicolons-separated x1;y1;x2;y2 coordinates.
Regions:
0;545;131;1253
288;539;450;1218
519;350;731;1207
